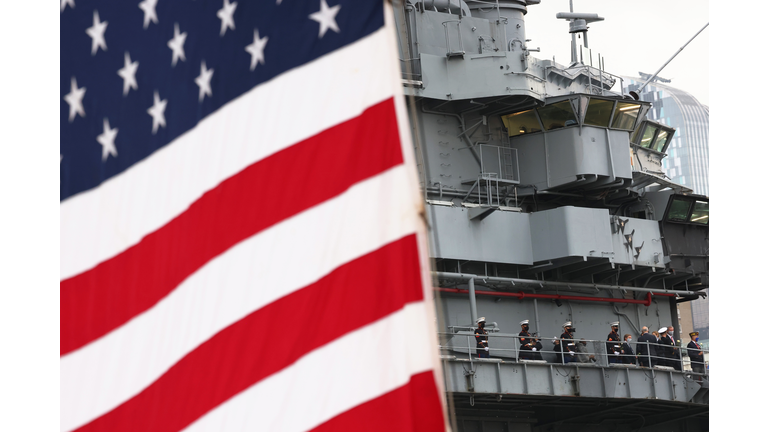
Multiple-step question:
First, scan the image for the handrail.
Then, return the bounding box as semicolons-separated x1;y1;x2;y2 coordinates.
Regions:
438;331;709;375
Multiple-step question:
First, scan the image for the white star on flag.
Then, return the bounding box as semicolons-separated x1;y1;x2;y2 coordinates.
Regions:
195;60;214;102
168;23;187;67
147;91;168;134
86;10;108;55
117;52;139;96
61;0;74;13
217;0;237;36
64;77;86;122
245;29;268;71
309;0;341;38
96;118;118;161
139;0;159;29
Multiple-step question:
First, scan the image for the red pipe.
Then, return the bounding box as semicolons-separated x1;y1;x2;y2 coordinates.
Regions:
436;287;675;307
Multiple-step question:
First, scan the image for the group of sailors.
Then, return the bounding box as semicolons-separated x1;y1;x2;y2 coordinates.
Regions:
473;317;705;372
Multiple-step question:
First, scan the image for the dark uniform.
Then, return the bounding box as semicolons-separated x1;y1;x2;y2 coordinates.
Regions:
687;339;705;373
475;326;489;358
658;334;674;367
560;329;576;363
621;341;637;365
606;330;622;364
519;331;543;361
669;336;682;371
636;332;657;367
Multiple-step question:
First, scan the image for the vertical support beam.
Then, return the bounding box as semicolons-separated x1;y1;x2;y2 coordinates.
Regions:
549;365;555;395
468;277;478;325
670;371;677;400
601;369;607;397
523;363;530;394
496;363;502;393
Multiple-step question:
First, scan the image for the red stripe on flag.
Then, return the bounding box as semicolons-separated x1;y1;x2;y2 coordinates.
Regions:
310;370;445;432
74;235;424;432
61;98;403;356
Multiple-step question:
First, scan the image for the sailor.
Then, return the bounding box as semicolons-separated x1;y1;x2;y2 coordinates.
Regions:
621;334;637;365
657;327;672;367
606;321;622;364
687;331;705;374
636;326;657;367
475;317;490;359
667;325;682;371
560;322;577;363
518;320;542;361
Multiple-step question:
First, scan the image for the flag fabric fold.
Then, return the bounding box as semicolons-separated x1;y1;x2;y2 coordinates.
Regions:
61;1;446;431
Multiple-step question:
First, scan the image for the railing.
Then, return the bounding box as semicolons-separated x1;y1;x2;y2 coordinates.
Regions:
439;332;709;376
442;20;465;58
478;144;519;184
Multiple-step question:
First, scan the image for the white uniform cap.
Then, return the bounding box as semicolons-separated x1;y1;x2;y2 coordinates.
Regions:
610;321;620;327
563;321;572;327
658;327;668;333
476;317;486;324
520;320;529;326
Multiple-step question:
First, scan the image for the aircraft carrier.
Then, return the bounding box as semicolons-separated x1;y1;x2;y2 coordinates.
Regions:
392;1;709;430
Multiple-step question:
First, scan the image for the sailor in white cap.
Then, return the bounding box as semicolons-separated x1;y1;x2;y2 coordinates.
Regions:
475;317;490;358
559;321;577;363
518;319;542;361
657;326;673;367
606;321;622;364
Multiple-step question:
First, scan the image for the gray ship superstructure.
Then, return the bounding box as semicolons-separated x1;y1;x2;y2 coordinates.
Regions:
393;1;709;431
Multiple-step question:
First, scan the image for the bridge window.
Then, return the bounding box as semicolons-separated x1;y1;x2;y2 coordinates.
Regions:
639;124;658;149
667;198;692;222
583;98;614;127
501;109;542;137
654;129;670;152
690;201;709;224
537;101;578;131
612;102;641;130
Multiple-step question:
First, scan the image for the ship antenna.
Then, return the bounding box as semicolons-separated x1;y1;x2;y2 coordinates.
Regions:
555;2;604;66
636;22;709;94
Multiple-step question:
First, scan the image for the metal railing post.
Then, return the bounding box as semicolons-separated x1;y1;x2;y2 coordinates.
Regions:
468;335;473;368
646;341;651;367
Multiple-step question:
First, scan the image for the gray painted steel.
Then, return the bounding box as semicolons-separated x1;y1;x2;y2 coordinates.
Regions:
442;359;708;403
393;1;709;429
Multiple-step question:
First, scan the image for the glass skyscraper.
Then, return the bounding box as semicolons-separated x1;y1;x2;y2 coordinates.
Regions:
623;76;710;197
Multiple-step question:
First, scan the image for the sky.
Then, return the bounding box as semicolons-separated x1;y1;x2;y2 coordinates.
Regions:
524;0;709;105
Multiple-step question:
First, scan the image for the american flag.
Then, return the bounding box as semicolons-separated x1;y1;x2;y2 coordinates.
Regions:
60;0;446;430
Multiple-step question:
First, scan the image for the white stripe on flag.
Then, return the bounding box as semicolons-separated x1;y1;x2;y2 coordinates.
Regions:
60;166;418;432
60;27;395;280
182;301;434;432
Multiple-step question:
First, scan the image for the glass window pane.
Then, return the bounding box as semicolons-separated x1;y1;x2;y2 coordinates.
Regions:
537;101;578;131
611;102;641;130
583;98;614;127
668;199;692;221
690;201;709;224
640;124;658;148
501;109;542;137
653;129;670;152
